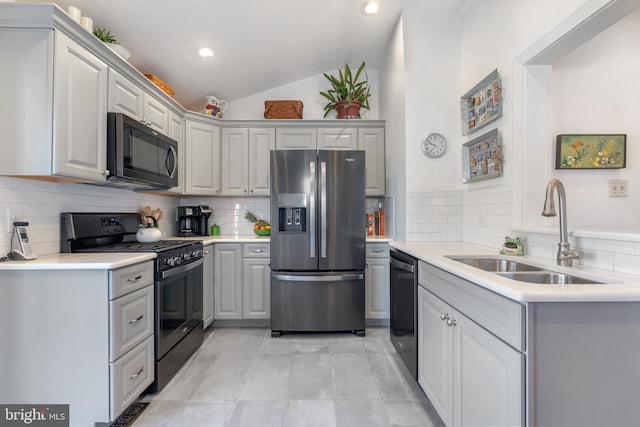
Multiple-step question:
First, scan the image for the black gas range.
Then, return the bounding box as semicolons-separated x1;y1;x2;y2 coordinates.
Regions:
61;212;204;392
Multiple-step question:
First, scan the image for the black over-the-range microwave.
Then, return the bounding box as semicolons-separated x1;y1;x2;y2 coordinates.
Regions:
106;112;179;190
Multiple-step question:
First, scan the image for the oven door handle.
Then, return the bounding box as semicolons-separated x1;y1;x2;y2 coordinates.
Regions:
390;257;415;273
159;258;203;279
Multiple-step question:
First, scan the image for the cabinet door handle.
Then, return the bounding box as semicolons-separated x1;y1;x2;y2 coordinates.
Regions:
447;318;457;327
440;313;449;321
128;366;144;381
127;275;143;283
128;314;144;325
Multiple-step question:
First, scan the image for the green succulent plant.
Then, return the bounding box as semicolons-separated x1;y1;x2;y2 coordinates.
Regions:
319;61;371;118
93;26;117;44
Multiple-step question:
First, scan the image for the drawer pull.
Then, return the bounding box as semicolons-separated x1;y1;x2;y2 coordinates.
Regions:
128;314;144;325
252;249;264;253
182;326;188;333
128;366;144;381
127;275;143;283
372;249;385;253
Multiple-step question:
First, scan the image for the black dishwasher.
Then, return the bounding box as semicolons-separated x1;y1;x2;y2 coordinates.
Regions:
389;249;418;380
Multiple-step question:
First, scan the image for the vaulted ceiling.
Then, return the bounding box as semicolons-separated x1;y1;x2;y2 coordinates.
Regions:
17;0;464;111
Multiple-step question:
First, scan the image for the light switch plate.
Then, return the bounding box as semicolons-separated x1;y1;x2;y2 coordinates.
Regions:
609;179;627;197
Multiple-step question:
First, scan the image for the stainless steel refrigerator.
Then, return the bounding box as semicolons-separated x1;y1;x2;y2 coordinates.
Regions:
270;149;366;337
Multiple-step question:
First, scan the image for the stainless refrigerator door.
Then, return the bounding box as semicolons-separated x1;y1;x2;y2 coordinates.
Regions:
318;150;366;271
270;150;318;271
270;271;365;334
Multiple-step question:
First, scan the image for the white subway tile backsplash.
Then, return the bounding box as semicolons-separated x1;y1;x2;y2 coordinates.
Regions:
597;239;636;255
613;253;640;275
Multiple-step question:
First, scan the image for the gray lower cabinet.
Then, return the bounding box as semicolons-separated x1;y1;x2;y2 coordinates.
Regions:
0;260;155;426
203;243;214;328
365;243;390;320
214;242;270;321
242;243;271;319
418;262;524;427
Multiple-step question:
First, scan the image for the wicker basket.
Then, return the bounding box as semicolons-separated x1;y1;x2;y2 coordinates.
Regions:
264;100;303;119
144;74;175;98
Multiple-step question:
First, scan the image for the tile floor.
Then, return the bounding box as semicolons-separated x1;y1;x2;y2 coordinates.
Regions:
133;327;444;427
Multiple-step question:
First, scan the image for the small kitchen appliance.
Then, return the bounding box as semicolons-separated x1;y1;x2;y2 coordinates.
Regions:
60;212;204;392
177;205;212;236
106;113;179;190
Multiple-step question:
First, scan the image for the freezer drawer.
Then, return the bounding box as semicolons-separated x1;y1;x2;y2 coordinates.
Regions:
270;271;365;336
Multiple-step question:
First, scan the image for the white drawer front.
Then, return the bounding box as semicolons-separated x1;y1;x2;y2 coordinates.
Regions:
366;243;389;258
243;243;270;258
109;336;154;421
109;286;154;361
109;261;154;300
419;261;525;351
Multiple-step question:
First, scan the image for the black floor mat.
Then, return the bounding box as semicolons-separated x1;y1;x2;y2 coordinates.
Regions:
110;402;149;427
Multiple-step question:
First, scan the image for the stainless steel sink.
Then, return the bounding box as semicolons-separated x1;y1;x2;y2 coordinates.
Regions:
446;256;610;285
496;272;604;285
446;257;542;272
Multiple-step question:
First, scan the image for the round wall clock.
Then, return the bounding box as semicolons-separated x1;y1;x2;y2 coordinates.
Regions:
421;133;447;158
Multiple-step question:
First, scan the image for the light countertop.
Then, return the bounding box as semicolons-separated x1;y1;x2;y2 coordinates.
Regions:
0;252;155;271
168;235;393;244
390;241;640;303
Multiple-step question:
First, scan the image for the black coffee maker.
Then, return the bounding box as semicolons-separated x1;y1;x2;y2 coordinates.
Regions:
177;205;212;236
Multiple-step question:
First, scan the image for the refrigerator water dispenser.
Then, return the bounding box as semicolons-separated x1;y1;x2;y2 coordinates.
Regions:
277;193;307;232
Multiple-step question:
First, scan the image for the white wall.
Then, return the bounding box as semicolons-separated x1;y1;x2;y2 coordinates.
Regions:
550;8;640;231
401;2;461;194
224;70;380;120
379;16;406;240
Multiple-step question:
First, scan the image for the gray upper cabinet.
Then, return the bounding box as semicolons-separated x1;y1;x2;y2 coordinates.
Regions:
221;127;275;196
108;68;170;136
275;128;317;150
358;127;385;196
248;128;275;196
317;128;358;150
0;28;109;182
184;116;221;195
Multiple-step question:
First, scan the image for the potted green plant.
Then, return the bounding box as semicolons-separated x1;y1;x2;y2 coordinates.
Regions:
93;26;131;60
320;61;371;119
93;26;117;44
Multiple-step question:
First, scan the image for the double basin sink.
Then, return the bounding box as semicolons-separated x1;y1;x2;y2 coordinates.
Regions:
446;256;606;285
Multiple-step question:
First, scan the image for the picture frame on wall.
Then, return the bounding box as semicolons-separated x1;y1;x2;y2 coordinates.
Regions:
460;69;502;136
462;128;503;183
555;134;626;169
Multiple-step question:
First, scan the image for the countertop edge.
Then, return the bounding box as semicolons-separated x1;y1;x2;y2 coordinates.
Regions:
390;241;640;303
0;252;156;270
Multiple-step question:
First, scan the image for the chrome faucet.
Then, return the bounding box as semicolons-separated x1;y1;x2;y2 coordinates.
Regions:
542;179;580;266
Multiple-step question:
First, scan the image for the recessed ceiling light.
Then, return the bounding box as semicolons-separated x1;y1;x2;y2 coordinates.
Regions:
363;1;379;14
198;47;214;58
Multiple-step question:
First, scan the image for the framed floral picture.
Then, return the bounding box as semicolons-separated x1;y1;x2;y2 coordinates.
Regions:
556;134;626;169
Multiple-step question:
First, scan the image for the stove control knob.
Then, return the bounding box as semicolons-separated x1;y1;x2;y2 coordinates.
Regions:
165;258;175;267
191;249;202;258
173;256;182;265
182;253;191;261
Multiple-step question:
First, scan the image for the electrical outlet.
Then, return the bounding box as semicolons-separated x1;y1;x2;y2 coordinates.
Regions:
609;179;628;197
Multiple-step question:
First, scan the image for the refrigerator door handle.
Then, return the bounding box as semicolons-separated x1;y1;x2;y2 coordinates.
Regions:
320;161;327;258
272;273;364;282
309;161;316;258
